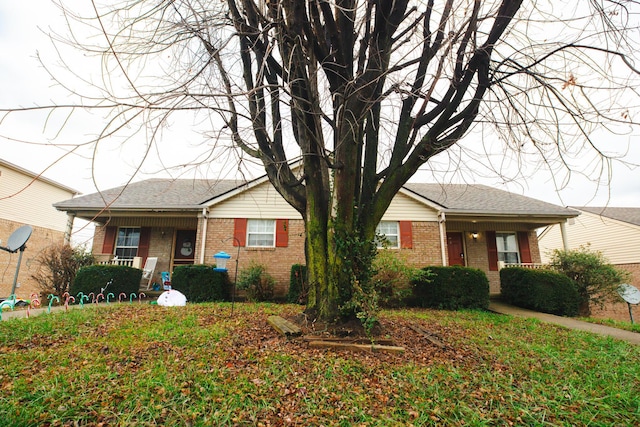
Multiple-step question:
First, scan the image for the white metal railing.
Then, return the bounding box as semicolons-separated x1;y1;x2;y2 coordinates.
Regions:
497;261;547;270
96;256;142;269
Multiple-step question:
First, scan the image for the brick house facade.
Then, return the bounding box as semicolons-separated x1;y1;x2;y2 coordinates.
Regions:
55;177;577;297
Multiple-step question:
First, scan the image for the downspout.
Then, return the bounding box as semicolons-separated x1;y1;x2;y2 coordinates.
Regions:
438;211;447;266
559;220;570;251
199;207;209;264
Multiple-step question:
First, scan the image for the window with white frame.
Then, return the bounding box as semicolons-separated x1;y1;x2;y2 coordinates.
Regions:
115;227;140;259
247;219;276;247
376;221;400;248
496;232;519;263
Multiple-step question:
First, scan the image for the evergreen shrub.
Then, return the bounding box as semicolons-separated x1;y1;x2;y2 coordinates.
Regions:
72;265;142;297
412;265;489;310
500;267;579;316
287;264;308;304
171;264;230;302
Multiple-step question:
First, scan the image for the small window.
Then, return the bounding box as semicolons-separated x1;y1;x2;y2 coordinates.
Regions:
376;221;400;248
115;227;140;259
496;232;519;263
247;219;275;247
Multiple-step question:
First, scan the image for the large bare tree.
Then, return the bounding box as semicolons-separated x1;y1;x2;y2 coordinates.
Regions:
4;1;640;321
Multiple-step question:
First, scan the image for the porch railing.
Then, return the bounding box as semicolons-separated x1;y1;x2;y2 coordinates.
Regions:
95;255;142;269
497;261;547;270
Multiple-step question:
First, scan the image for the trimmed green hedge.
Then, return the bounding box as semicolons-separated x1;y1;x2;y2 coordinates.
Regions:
412;266;489;310
72;265;142;297
287;264;308;304
171;264;230;302
500;267;579;316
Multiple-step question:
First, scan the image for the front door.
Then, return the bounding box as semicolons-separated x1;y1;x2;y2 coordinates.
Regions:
446;232;465;266
173;229;197;269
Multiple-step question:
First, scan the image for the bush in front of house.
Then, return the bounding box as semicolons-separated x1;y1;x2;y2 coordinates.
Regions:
31;243;95;299
287;264;308;304
171;264;230;302
372;250;432;308
411;266;490;310
547;246;629;317
500;267;579;316
237;262;275;302
72;265;142;298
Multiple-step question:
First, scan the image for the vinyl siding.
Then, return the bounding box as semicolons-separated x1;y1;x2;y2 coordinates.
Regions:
0;165;75;232
539;211;640;265
208;181;302;219
208;182;440;221
382;192;439;221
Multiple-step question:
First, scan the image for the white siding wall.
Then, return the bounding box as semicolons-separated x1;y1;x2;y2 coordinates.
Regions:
382;192;439;221
539;211;640;265
208;181;302;219
0;166;75;232
209;182;439;221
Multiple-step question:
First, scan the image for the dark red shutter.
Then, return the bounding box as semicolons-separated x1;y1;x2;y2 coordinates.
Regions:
102;226;117;255
137;227;151;261
486;230;498;271
517;231;532;264
399;221;413;249
233;218;247;247
275;219;289;247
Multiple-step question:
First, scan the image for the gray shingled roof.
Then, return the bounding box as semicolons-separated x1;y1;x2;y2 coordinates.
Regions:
575;207;640;227
404;183;578;217
53;178;244;211
55;178;577;219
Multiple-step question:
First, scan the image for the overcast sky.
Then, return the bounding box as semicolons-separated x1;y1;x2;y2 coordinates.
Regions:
1;1;638;213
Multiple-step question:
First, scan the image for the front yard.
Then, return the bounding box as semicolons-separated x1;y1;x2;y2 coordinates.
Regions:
0;303;638;426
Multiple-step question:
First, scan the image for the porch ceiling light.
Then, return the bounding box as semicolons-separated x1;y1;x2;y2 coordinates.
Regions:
213;251;232;272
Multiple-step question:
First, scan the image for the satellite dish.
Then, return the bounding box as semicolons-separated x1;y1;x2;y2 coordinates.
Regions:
618;284;640;305
3;225;33;253
0;225;33;297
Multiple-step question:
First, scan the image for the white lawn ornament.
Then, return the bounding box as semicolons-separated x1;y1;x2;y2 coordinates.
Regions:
156;290;187;307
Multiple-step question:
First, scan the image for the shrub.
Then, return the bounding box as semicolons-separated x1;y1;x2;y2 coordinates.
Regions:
547;246;629;316
372;250;431;308
500;267;579;316
31;244;95;299
71;265;142;298
236;263;275;302
171;264;230;302
287;264;308;304
412;266;489;310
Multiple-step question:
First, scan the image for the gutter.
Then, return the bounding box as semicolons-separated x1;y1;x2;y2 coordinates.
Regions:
438;211;447;266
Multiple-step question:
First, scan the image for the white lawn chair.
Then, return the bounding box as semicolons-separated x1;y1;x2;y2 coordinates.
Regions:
142;257;158;290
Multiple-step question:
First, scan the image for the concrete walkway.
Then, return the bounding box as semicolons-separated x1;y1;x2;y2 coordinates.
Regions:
488;301;640;345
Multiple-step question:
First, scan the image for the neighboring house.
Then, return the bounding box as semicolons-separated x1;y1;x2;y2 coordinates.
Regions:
0;159;79;298
539;207;640;321
54;176;578;296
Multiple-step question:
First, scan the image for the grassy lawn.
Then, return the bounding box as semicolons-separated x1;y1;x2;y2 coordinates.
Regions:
1;303;639;426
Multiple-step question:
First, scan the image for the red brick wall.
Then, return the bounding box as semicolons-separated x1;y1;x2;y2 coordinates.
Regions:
400;222;444;267
203;218;306;297
0;218;66;298
590;263;640;322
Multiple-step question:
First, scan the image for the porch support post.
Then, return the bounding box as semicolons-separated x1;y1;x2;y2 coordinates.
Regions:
64;213;75;245
438;211;448;266
198;208;209;264
559;220;570;251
